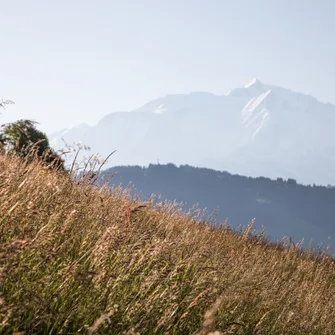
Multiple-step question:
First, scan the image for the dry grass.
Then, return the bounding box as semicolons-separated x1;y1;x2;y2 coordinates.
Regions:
0;154;335;335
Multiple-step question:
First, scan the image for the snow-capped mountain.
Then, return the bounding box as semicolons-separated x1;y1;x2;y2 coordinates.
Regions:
50;79;335;186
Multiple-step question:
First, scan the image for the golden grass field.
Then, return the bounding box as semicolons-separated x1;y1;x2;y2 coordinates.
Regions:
1;154;335;334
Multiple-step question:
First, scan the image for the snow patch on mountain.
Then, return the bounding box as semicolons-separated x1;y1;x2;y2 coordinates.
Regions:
244;77;262;88
153;104;166;114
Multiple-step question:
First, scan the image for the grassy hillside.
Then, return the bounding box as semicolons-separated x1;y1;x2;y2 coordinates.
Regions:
1;155;335;334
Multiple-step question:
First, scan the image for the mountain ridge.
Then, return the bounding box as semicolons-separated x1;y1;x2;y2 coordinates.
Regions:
50;79;335;186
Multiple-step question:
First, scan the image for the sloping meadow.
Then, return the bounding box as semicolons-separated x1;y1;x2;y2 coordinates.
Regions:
0;154;335;334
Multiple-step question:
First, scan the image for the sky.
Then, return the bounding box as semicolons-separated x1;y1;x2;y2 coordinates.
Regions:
1;0;335;133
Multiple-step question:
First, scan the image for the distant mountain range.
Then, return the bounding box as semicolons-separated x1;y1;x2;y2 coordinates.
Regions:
50;78;335;186
98;164;335;252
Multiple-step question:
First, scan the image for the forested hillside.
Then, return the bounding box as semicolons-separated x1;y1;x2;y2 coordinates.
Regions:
99;164;335;251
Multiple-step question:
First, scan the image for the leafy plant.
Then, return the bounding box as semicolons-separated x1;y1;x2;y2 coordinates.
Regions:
0;119;50;156
0;111;64;170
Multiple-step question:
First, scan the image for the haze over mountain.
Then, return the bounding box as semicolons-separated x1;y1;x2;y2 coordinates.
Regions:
50;79;335;186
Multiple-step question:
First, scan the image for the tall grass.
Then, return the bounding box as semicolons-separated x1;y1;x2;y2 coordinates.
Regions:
0;154;335;334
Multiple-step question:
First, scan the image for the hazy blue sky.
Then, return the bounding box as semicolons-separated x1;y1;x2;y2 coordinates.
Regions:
1;0;335;133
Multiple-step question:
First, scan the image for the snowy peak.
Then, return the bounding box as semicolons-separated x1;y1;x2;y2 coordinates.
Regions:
228;78;270;99
49;79;335;186
244;78;264;89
